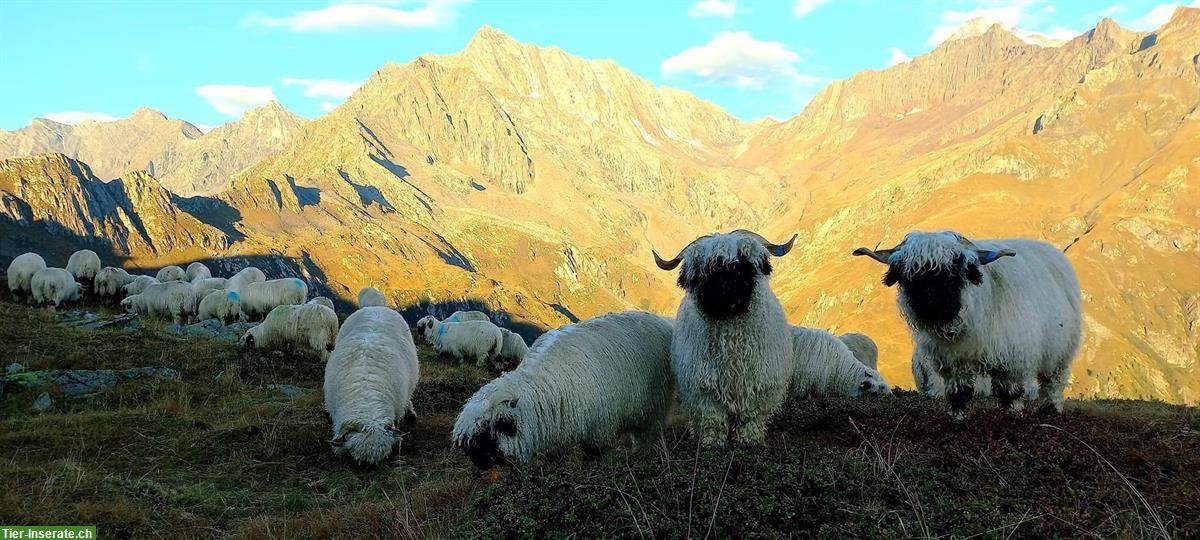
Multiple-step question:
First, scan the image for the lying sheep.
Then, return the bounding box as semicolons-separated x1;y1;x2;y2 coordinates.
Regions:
854;231;1082;417
185;262;212;282
308;296;336;311
453;311;674;468
494;328;529;370
30;267;81;308
324;307;419;465
198;289;242;324
415;316;503;367
226;266;266;294
357;287;387;308
93;267;133;300
7;252;46;302
838;332;879;369
124;275;157;296
790;326;891;398
66;249;101;285
239;278;308;321
240;303;339;360
156;265;186;282
121;280;197;324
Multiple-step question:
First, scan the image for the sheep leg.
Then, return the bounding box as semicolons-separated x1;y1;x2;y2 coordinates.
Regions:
945;377;975;420
990;373;1027;412
1036;369;1069;414
732;417;768;446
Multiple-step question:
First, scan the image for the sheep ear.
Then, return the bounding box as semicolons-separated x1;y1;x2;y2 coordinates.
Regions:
976;249;1015;265
882;266;900;287
966;262;983;285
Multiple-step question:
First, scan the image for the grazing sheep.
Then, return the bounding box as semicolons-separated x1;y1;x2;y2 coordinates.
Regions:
446;310;490;322
854;231;1082;417
357;287;388;308
838;332;879;369
30;267;81;308
654;230;796;445
414;316;503;367
226;266;266;294
156;265;186;282
66;249;101;285
324;307;419;465
191;277;227;298
93;267;133;300
121;280;197;324
494;328;529;370
124;275;157;296
198;289;242;324
308;296;335;311
453;311;674;468
240;303;339;360
790;326;891;398
7;252;46;302
185;262;212;282
239;278;308;321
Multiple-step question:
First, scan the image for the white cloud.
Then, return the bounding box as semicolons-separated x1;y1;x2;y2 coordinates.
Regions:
927;0;1038;45
662;31;819;90
281;78;363;99
320;102;339;112
887;47;911;66
245;0;466;33
793;0;829;18
687;0;735;17
41;112;119;125
196;85;276;117
1127;3;1196;30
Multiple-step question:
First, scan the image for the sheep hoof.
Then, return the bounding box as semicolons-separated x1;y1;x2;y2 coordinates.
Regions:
949;409;968;421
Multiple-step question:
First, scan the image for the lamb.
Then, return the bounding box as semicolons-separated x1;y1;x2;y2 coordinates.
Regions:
198;289;242;324
66;249;101;285
156;265;186;282
121;280;197;324
494;328;529;370
854;230;1082;417
453;311;675;468
185;262;212;282
240;303;339;360
654;229;796;445
93;267;133;300
357;287;388;308
226;266;266;294
239;278;308;321
190;277;227;300
123;275;157;296
308;296;336;311
414;316;503;367
790;326;891;398
30;267;81;308
838;332;879;369
324;307;419;465
7;252;46;302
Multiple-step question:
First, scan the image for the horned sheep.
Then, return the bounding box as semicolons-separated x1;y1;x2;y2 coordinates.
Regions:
30;267;81;308
7;252;46;302
66;249;101;285
121;280;197;324
415;317;503;367
156;265;186;283
240;303;339;360
198;289;242;324
790;326;891;398
239;278;308;321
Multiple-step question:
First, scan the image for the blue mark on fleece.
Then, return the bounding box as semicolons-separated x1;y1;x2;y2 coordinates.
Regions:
227;291;239;301
447;313;459;322
292;278;304;288
437;324;446;337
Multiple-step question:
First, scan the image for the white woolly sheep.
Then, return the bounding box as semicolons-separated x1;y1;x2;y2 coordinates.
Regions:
198;289;242;324
324;306;419;465
156;265;186;282
654;230;797;446
121;280;197;324
7;252;46;302
226;266;266;294
790;326;891;398
838;332;879;369
93;267;133;300
66;249;101;285
357;287;388;308
854;231;1082;417
123;275;157;296
239;278;308;321
415;316;503;367
191;277;227;299
30;267;81;308
446;310;490;322
494;328;529;370
240;303;339;360
453;311;674;468
185;262;212;282
308;296;335;311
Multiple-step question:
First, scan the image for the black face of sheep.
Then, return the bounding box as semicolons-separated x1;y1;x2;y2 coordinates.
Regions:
460;415;516;470
241;333;256;350
679;254;769;319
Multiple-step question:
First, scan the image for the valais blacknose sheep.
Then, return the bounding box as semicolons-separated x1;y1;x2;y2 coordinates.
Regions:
121;281;197;324
495;328;529;370
790;326;891;398
156;265;186;283
453;311;674;468
357;287;387;308
31;267;81;308
654;230;796;445
7;252;46;302
324;307;419;465
838;332;879;370
854;231;1082;418
66;249;101;285
239;278;308;321
307;296;335;311
124;275;157;296
446;310;490;322
198;289;242;324
185;262;212;282
415;317;503;367
93;267;133;300
226;267;266;294
240;303;339;360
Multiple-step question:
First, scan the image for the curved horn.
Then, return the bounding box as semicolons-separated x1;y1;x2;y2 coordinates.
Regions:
976;248;1016;265
733;230;798;257
852;247;897;264
653;249;683;271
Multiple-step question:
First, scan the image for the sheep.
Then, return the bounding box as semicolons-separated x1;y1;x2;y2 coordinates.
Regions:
838;332;879;369
198;289;242;324
357;287;387;308
324;307;419;465
854;230;1082;418
185;262;212;282
414;316;503;367
156;265;186;282
911;346;992;398
121;280;197;324
654;229;796;446
226;266;266;294
66;249;101;285
790;326;891;398
93;267;133;300
308;296;335;311
239;278;308;321
494;328;529;370
190;277;227;300
30;267;81;308
453;311;674;468
240;303;339;360
446;310;490;322
7;252;46;302
123;275;157;296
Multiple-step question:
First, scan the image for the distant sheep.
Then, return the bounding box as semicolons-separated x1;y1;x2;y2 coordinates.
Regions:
7;252;46;302
239;278;308;321
93;267;133;300
198;289;242;324
838;332;879;369
324;307;419;465
357;287;387;308
854;231;1082;417
308;296;335;311
191;277;227;298
453;311;674;468
30;267;81;308
240;303;339;360
226;267;266;294
494;328;529;370
446;310;489;322
121;280;197;324
415;316;502;367
185;262;212;282
124;275;157;296
790;326;891;398
156;265;186;283
66;249;101;285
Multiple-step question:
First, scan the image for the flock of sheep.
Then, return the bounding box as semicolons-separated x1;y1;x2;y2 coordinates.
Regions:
5;227;1083;467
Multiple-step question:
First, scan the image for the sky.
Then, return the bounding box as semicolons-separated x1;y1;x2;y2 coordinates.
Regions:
0;0;1193;132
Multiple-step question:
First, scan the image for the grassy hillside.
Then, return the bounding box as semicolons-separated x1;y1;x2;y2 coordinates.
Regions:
1;292;1197;538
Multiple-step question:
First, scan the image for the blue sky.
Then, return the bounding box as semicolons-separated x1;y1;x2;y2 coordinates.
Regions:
0;0;1191;131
